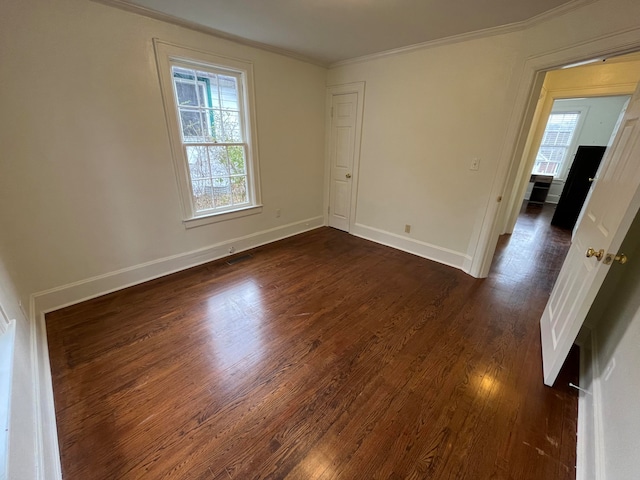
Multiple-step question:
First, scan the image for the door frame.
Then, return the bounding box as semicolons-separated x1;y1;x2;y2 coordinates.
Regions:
502;86;636;237
324;82;366;232
470;31;640;278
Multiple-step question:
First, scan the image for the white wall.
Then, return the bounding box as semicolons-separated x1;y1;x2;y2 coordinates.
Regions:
327;32;526;269
328;0;640;272
3;0;640;477
0;0;327;311
0;260;38;480
581;207;640;480
0;1;326;477
565;96;629;151
524;95;629;203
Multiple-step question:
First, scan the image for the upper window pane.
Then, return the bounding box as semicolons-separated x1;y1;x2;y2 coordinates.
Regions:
171;66;243;144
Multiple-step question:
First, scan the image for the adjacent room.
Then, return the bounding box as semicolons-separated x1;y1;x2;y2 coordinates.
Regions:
2;0;640;479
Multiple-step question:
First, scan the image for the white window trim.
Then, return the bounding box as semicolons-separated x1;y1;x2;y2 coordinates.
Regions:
154;39;262;227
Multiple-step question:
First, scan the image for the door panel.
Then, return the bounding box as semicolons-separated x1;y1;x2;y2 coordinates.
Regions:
329;93;358;231
541;88;640;386
332;180;349;218
335;126;353;168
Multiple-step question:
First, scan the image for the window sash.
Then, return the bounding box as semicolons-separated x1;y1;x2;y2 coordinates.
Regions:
532;112;581;177
184;143;250;213
169;61;252;216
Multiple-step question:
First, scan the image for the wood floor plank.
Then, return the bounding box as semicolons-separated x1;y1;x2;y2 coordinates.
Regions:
47;203;578;479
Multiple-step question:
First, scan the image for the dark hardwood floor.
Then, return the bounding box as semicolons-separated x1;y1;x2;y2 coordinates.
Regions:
47;203;578;480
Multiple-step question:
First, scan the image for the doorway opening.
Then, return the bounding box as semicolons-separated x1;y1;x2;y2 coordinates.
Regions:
517;94;629;234
495;50;640;386
502;52;640;243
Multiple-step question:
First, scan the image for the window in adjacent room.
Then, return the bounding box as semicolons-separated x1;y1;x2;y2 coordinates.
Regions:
531;110;582;178
154;40;262;228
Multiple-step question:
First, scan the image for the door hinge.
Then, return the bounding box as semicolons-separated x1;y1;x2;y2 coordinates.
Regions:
331;107;334;118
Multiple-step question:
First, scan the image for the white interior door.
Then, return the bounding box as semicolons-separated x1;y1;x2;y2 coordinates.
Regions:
541;84;640;386
328;92;358;231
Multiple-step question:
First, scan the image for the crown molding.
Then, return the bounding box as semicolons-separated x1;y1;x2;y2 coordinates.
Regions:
89;0;328;67
525;25;640;70
328;22;525;69
92;0;599;70
525;0;599;28
329;0;599;68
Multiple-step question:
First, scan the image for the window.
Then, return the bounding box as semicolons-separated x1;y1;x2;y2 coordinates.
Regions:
154;40;261;227
531;111;581;178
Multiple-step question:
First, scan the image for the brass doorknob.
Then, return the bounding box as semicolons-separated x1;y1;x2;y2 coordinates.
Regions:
615;253;628;264
345;173;352;179
604;253;628;265
586;248;604;261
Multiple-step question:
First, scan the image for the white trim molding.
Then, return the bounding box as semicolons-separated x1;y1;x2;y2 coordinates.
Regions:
0;306;9;335
32;216;324;315
590;330;607;480
90;0;326;67
351;223;472;272
576;329;607;480
91;0;596;70
0;320;16;480
329;0;598;68
31;309;62;480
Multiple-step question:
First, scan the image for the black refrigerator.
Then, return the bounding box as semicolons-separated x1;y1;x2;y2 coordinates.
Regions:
551;145;607;229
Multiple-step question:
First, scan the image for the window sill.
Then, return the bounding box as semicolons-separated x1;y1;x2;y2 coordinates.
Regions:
183;205;263;229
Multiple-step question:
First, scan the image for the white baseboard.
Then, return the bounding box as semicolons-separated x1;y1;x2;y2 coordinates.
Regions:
590;330;607;480
0;320;16;480
28;215;324;480
576;329;606;480
350;223;471;273
31;311;62;480
576;332;594;480
32;216;324;315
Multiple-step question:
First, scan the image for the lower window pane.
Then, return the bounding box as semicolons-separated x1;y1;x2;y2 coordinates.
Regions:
231;176;248;204
208;146;230;176
212;178;232;207
192;179;214;211
227;145;246;175
187;145;249;213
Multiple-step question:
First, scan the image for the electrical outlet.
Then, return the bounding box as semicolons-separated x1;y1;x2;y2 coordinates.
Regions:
470;157;480;171
405;224;411;234
276;208;281;218
229;246;236;254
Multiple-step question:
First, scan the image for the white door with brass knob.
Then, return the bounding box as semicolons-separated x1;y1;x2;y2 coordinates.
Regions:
328;89;362;232
540;85;640;386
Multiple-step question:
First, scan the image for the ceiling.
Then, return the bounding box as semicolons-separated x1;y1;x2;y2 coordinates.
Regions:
120;0;583;65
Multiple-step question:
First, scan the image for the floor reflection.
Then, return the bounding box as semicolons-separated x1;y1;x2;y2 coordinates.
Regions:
489;203;571;291
206;278;266;375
